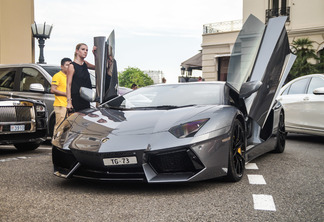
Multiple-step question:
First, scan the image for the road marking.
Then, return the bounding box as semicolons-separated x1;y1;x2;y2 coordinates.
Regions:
253;194;276;211
37;147;52;150
246;163;277;211
247;174;266;185
245;163;259;170
0;157;31;162
17;156;29;159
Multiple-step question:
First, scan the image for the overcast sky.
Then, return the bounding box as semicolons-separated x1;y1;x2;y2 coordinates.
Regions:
34;0;242;83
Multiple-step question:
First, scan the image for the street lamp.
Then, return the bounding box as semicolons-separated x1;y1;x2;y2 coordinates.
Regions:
31;22;53;64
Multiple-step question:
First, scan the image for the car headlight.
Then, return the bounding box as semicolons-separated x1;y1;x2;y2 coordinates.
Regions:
36;105;46;112
169;118;209;138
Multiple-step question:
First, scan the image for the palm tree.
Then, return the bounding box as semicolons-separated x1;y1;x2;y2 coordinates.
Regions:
288;38;319;81
316;50;324;73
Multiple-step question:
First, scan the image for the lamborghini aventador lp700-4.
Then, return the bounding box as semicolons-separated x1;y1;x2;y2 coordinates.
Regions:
52;15;296;183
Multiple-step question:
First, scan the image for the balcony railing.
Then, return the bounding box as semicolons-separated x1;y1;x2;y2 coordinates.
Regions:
203;20;242;34
265;7;290;23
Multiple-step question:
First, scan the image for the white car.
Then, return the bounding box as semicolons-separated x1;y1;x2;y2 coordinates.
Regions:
277;74;324;136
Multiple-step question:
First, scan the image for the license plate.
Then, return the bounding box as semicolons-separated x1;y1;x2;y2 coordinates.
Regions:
10;125;25;132
103;156;137;166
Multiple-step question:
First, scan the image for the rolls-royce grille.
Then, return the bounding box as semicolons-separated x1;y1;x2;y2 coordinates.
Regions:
0;106;32;122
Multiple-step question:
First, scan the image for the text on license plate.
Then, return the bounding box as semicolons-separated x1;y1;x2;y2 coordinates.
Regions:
10;125;25;132
103;156;137;166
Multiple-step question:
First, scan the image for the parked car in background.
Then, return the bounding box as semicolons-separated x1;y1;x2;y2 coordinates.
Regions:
277;74;324;136
0;64;131;137
0;64;60;136
0;94;47;150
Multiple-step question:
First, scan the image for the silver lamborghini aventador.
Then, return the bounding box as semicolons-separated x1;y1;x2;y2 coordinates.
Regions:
52;15;296;183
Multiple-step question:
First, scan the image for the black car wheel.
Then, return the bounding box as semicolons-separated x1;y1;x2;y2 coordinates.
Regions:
273;111;286;153
227;119;245;182
14;142;41;151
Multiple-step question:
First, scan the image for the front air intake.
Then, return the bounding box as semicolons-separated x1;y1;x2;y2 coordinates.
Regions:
148;148;204;174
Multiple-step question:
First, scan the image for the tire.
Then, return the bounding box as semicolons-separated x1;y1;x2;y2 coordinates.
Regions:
273;111;286;153
227;119;245;182
14;142;41;151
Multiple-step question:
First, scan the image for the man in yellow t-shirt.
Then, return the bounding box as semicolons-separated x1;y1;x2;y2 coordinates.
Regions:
51;58;72;138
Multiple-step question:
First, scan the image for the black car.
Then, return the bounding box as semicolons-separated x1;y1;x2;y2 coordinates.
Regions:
0;94;47;150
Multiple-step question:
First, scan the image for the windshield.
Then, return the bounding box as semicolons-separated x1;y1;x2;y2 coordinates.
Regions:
104;83;225;109
42;66;61;77
226;15;265;93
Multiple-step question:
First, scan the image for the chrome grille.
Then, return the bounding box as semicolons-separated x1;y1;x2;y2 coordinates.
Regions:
0;106;32;122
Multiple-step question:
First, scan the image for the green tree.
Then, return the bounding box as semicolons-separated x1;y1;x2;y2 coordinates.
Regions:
288;38;319;81
118;67;154;88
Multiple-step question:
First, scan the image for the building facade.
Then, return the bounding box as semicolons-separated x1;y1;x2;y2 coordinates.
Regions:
201;0;324;81
144;70;165;84
0;0;35;64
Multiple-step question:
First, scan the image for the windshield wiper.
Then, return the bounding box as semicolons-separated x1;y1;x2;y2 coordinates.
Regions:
105;104;195;110
104;105;130;110
134;105;195;110
153;105;179;109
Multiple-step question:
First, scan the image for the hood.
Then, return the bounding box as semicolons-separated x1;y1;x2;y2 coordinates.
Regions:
59;105;230;153
70;105;218;137
0;94;42;105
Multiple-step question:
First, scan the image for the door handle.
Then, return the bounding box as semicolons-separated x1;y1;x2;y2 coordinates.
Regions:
303;97;309;101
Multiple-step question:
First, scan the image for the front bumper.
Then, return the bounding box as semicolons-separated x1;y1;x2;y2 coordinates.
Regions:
53;146;146;181
52;145;206;182
0;129;47;145
52;133;230;183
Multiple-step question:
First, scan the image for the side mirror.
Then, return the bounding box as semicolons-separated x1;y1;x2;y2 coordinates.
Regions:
80;87;96;102
313;87;324;95
29;83;45;92
239;81;263;98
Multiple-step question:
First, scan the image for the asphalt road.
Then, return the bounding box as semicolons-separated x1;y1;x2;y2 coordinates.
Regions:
0;134;323;222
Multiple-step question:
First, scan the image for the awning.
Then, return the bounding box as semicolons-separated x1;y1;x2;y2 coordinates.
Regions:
181;52;202;70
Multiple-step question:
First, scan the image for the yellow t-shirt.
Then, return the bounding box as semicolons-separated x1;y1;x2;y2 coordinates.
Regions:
51;71;67;107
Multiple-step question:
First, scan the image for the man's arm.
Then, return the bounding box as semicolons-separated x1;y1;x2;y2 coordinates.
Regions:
51;84;66;96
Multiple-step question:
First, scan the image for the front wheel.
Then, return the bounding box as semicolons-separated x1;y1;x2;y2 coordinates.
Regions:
226;119;245;182
14;142;41;151
273;111;286;153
